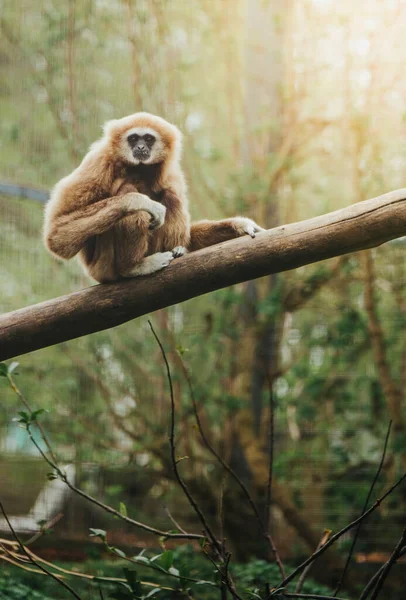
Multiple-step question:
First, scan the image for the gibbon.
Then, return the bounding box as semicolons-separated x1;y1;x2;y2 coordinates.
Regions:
44;112;264;283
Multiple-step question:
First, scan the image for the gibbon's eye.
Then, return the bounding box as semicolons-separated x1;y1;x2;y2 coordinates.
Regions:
127;134;139;145
144;134;155;145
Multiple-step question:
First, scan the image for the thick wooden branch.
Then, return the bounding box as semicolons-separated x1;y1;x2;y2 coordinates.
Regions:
1;189;406;361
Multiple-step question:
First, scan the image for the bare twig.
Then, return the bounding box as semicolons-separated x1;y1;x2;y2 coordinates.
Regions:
265;379;285;578
25;512;64;546
333;421;392;595
164;505;188;535
26;422;202;541
282;594;348;599
109;546;217;588
148;321;220;550
177;349;285;577
277;472;406;590
0;501;83;600
369;529;406;600
148;321;243;600
359;546;406;600
4;373;202;542
7;372;58;464
0;535;178;589
296;529;332;593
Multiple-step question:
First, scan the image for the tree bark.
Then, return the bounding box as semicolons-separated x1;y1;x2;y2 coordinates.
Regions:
1;188;406;361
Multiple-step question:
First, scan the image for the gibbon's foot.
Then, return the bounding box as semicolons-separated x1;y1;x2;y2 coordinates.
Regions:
125;193;166;229
172;246;186;258
123;252;174;277
233;217;265;238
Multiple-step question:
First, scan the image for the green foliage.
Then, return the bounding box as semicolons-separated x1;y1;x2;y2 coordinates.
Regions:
2;549;335;600
0;575;54;600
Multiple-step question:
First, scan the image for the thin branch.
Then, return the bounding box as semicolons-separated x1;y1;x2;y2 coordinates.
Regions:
148;321;220;550
359;546;406;600
277;472;406;590
164;505;188;535
148;321;243;600
0;534;180;590
369;530;406;600
265;379;285;578
0;501;83;600
26;422;202;540
333;421;392;595
295;529;332;593
25;512;64;546
109;546;217;588
282;594;349;600
7;372;58;464
178;350;285;578
5;372;202;541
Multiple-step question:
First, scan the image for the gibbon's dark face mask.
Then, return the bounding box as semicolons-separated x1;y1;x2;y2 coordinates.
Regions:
127;132;156;162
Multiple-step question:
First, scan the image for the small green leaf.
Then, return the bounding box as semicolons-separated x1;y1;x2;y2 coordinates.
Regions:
133;555;150;565
176;345;189;356
157;550;173;571
119;502;128;517
31;409;46;422
113;548;126;558
89;528;107;541
0;363;9;377
14;411;30;424
8;361;19;375
168;566;180;577
145;589;162;597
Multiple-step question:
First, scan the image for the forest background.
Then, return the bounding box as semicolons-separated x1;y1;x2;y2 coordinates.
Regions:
0;0;405;599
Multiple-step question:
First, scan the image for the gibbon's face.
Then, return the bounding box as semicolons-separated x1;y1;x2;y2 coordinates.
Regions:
122;127;165;165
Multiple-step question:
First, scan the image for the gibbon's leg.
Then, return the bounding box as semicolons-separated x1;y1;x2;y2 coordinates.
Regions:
45;193;166;260
188;217;264;252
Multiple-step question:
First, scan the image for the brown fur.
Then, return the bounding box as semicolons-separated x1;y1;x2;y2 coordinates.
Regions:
44;112;263;283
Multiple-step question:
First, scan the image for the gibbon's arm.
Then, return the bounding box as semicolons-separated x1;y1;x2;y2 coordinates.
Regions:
188;217;264;252
160;188;190;229
44;192;166;260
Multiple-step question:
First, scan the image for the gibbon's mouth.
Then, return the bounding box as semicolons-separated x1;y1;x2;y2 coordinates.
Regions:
133;150;150;162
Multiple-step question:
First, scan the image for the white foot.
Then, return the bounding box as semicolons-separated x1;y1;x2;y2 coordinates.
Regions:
125;193;166;229
123;252;174;277
233;217;265;238
172;246;186;258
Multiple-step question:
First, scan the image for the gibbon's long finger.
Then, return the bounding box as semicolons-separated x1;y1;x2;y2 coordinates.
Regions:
172;246;186;258
122;252;174;277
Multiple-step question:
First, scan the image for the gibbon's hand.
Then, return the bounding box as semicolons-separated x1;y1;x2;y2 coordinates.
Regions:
233;217;265;238
124;193;167;229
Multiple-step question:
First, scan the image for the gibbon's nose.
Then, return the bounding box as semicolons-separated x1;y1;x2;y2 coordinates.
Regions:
136;143;147;152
